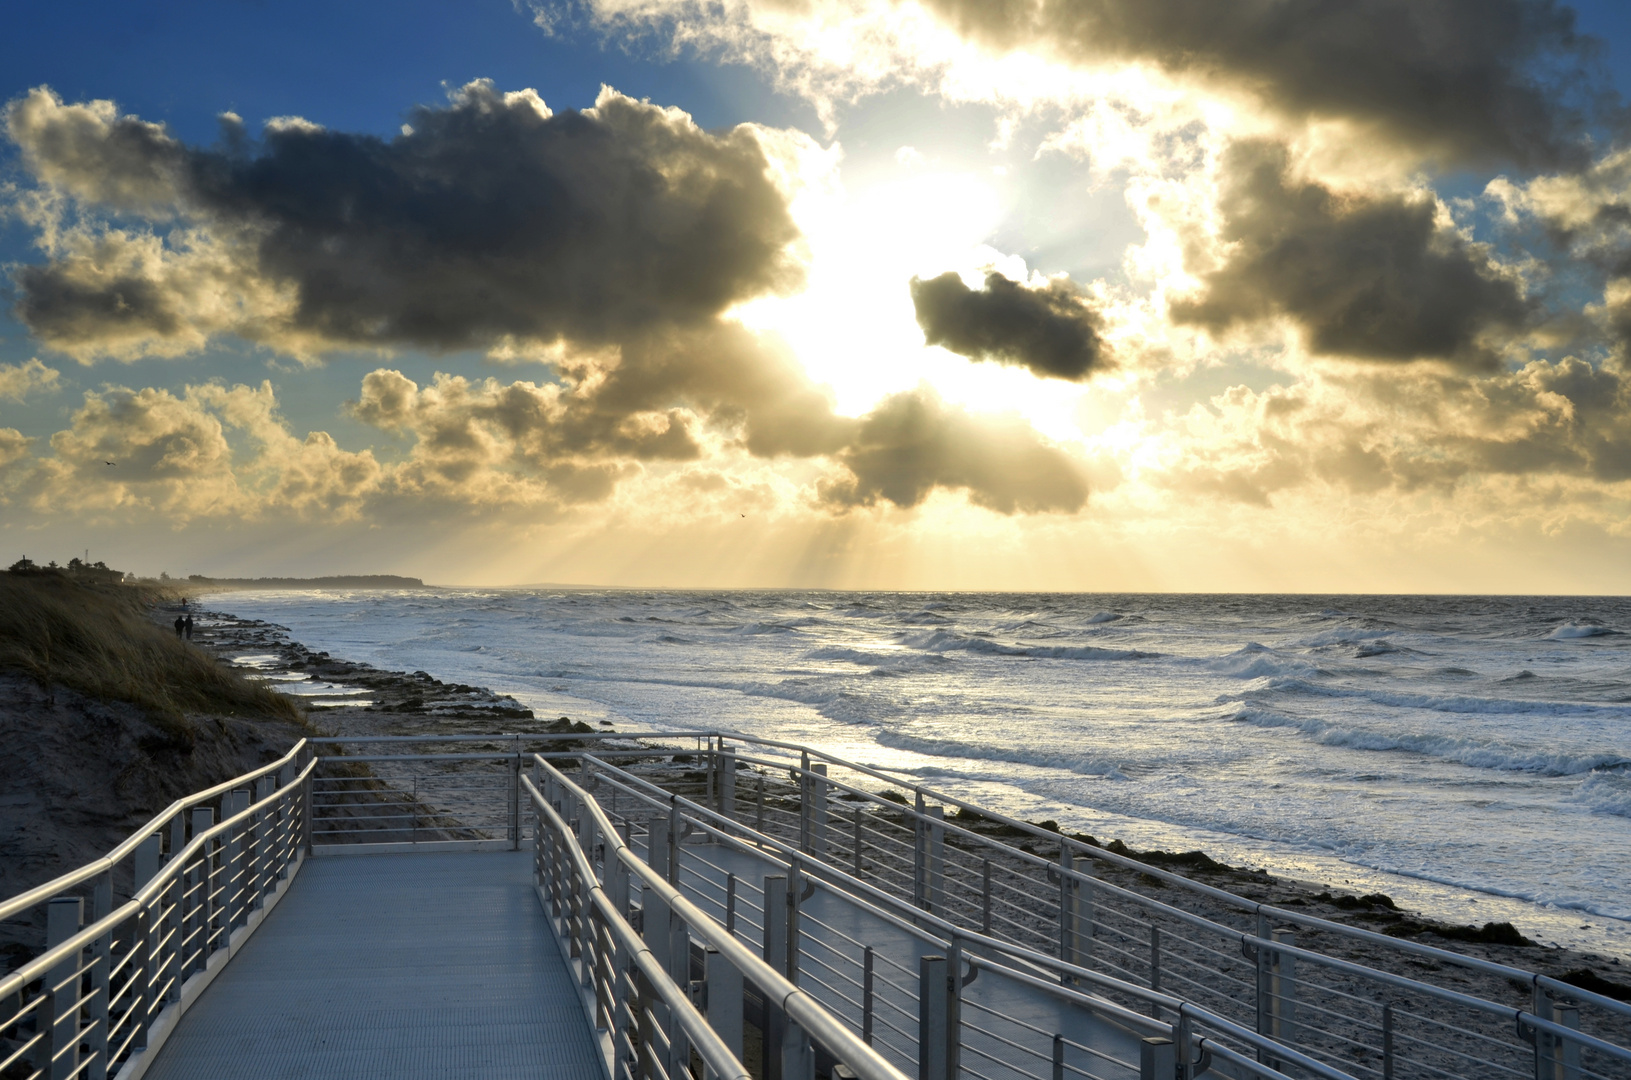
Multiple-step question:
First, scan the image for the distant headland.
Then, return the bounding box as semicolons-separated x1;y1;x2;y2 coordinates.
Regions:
181;574;427;590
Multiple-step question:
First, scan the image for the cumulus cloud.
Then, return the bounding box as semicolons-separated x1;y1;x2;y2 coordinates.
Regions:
918;0;1614;169
1169;140;1530;367
0;85;1101;520
0;429;31;471
541;0;1618;168
822;389;1088;512
909;271;1109;380
4;82;806;359
8;381;380;520
1157;355;1631;508
0;359;61;402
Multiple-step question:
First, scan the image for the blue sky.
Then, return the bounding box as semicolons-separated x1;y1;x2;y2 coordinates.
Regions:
6;1;1631;590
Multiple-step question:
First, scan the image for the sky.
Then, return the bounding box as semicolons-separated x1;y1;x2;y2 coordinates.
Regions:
4;0;1631;592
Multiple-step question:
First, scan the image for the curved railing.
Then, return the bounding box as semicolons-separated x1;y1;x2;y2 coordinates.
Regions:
0;745;313;1080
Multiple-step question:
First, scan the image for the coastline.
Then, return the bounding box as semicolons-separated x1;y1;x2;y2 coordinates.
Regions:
189;598;1631;1006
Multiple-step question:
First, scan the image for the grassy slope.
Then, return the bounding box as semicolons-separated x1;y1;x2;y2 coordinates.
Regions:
0;573;305;740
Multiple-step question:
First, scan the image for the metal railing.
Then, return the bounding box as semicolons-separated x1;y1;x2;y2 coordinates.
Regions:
560;752;1333;1080
0;741;312;1080
573;733;1630;1080
20;729;1612;1080
527;761;913;1080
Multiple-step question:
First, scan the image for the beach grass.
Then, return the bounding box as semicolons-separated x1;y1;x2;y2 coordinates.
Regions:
0;572;307;741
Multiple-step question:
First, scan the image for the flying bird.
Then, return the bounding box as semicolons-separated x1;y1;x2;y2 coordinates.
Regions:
103;461;115;466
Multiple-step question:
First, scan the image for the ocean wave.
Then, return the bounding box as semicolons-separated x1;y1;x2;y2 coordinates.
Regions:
804;645;948;669
1229;708;1630;776
1087;611;1122;624
1230;676;1630;718
1203;643;1323;680
872;729;1131;780
1546;621;1621;640
1574;770;1631;818
898;629;1157;661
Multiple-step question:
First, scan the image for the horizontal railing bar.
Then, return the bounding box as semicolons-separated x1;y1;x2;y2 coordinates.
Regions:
0;738;308;921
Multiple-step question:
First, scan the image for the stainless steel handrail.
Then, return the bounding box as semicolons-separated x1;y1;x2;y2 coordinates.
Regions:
574;754;1351;1079
530;761;914;1080
527;774;754;1080
0;738;309;922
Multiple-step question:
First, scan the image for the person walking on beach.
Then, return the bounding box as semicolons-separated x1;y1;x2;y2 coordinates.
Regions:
174;615;185;639
184;615;194;640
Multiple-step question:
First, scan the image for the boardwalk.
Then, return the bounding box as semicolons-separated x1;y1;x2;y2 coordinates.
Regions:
142;851;603;1080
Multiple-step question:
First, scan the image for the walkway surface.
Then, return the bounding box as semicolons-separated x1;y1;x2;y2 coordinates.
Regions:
144;851;603;1080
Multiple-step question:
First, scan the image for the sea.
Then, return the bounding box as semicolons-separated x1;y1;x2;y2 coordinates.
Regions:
216;589;1631;959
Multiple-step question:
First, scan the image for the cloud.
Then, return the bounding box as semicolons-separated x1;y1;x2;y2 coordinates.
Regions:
1169;140;1530;367
918;0;1614;169
1156;355;1631;509
11;381;380;521
4;82;807;359
0;359;61;402
0;429;31;471
909;270;1109;380
0;85;1101;519
822;388;1088;512
541;0;1618;169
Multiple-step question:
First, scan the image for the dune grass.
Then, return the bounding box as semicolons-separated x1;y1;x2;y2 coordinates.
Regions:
0;573;306;743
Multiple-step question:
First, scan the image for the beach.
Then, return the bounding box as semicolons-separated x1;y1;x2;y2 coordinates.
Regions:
183;595;1631;1024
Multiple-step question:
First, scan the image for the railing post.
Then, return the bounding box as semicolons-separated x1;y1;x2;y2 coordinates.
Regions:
853;807;865;879
707;740;717;810
635;967;658;1080
190;807;213;976
222;790;249;930
1271;927;1297;1053
1052;1034;1064;1080
918;954;948;1080
720;746;737;819
644;816;672;977
1058;844;1074;968
1150;926;1162;1018
799;752;812;853
763;874;788;1080
1254;911;1271;1065
88;870;112;1080
133;834;160;1046
253;776;274;909
705;946;745;1063
862;946;875;1046
787;860;804;986
945;940;964;1080
1139;1037;1175;1080
47;896;83;1080
301;748;315;855
809;763;829;857
666;909;690;1080
926;806;944;915
756;773;765;832
725;873;737;936
1176;1010;1195;1080
1555;1000;1581;1080
510;752;521;850
783;1019;815;1080
981;859;992;936
912;792;927;910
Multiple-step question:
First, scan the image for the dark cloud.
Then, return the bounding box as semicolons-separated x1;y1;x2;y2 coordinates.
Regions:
4;85;1091;518
822;390;1089;513
909;271;1109;380
1170;140;1530;367
5;82;802;353
922;0;1616;169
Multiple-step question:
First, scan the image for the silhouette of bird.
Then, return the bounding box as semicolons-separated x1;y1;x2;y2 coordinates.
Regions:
103;461;115;466
740;513;745;517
